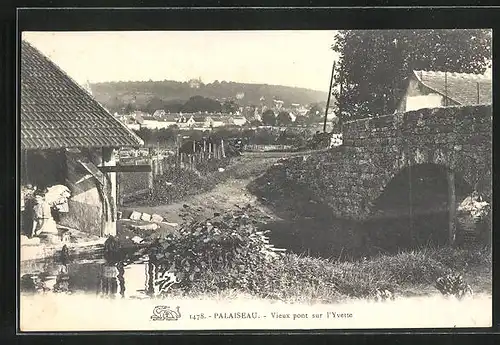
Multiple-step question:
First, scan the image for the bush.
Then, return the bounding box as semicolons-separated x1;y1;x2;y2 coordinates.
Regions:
150;167;220;205
141;207;284;294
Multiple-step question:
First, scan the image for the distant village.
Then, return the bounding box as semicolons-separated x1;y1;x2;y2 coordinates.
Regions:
112;98;336;132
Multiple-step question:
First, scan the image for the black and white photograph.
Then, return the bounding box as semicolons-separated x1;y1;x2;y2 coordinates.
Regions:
18;28;492;331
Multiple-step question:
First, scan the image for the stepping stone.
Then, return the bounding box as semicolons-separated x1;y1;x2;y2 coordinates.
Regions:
130;211;142;220
141;213;152;222
151;214;164;223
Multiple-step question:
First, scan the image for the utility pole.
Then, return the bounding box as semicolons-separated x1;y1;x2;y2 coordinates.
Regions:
323;60;336;133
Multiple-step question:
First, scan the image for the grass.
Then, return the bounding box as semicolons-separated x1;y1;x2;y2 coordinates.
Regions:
176;245;491;304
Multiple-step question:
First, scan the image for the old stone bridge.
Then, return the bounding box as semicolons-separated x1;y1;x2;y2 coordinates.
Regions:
282;104;491;244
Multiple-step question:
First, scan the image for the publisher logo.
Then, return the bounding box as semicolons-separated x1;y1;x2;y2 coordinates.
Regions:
150;305;181;321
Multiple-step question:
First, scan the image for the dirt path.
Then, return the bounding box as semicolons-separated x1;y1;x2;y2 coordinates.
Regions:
124;178;276;227
120;152;292;231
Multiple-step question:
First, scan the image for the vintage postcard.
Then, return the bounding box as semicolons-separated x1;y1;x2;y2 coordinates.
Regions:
18;29;492;332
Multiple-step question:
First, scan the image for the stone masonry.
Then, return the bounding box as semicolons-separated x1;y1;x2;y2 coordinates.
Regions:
282;104;492;221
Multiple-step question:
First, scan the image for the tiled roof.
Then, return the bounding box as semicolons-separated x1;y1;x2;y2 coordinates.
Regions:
413;70;492;105
21;41;144;149
193;116;206;123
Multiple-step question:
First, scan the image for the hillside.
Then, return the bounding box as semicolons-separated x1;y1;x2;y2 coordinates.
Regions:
90;80;328;114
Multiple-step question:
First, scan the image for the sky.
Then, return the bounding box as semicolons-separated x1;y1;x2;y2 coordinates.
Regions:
22;31;338;92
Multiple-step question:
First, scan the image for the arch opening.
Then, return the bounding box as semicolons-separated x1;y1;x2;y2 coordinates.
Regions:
365;163;473;253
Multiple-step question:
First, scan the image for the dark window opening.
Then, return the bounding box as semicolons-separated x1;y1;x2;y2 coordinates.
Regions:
21;149;68;190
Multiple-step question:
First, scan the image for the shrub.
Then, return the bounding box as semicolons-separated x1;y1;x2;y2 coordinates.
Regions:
148;165;231;206
140;207;284;295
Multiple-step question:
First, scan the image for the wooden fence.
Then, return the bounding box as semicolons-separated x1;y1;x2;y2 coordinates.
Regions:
117;139;226;205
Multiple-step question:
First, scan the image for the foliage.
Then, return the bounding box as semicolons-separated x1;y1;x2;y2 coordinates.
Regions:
261;109;277;126
275;129;309;147
249;119;263;127
304;131;333;149
221;100;240;114
144;208;285;293
277;111;293;126
332;29;492;120
181;95;222;113
149;163;231;206
133;126;180;146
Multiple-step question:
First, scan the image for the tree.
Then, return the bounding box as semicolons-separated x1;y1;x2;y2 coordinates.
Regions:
294;116;307;126
277;111;293;126
250;119;262;127
146;97;165;114
124;103;136;114
261;109;276;126
332;29;492;120
134;128;153;144
164;100;184;113
222;100;240;114
181;95;222;113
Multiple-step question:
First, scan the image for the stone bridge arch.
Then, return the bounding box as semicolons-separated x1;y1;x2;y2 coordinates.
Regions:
367;162;474;249
273;104;491;246
366;143;490;215
340;104;492;220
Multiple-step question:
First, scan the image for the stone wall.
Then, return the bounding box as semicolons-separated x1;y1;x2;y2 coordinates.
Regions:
280;104;492;221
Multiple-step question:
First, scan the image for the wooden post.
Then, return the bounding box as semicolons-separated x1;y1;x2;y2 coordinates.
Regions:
448;170;456;246
221;138;225;158
148;156;154;195
116;169;123;207
102;147;117;237
209;142;212;158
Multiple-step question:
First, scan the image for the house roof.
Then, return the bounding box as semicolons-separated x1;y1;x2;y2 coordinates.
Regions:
413;70;492;105
21;41;144;149
209;116;225;122
193;116;206;123
160;114;179;122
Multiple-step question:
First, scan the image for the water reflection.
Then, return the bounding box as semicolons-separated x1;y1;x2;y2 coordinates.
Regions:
20;249;171;299
97;262;124;298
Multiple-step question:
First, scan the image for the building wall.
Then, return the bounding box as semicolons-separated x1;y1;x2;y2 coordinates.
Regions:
59;148;109;236
406;94;444;112
142;120;177;129
398;76;446;112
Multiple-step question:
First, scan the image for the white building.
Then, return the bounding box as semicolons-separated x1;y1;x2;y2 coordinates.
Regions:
397;70;492;113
